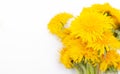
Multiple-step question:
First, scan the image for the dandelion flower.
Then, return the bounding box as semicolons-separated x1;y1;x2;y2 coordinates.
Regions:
83;48;99;65
87;32;120;55
100;50;120;71
60;46;83;68
48;13;73;38
69;12;113;43
86;3;120;28
60;48;73;68
60;39;85;66
61;35;84;48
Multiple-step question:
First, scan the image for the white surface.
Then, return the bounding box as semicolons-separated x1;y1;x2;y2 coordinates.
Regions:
0;0;119;74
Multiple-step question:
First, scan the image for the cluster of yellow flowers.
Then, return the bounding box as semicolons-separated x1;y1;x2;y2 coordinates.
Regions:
48;3;120;72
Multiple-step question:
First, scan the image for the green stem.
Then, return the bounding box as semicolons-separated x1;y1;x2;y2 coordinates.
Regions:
96;64;100;74
89;64;95;74
74;66;82;74
74;63;83;74
86;63;89;74
79;63;86;74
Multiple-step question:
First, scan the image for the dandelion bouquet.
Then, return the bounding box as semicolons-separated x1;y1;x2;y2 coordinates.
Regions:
48;3;120;74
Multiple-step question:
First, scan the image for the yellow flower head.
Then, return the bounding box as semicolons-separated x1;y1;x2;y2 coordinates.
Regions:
60;46;83;68
48;13;73;38
68;46;83;63
60;37;85;68
100;50;120;71
87;32;120;55
69;11;113;43
60;48;73;68
90;3;113;14
84;3;120;28
83;48;99;65
61;35;84;48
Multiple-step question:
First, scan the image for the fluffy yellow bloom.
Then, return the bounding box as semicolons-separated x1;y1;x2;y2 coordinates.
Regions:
100;50;120;71
60;46;83;68
89;3;113;14
48;13;73;38
60;37;85;68
68;46;83;63
83;48;99;65
87;32;120;55
61;35;84;48
84;3;120;28
60;48;73;68
60;35;100;67
69;11;113;43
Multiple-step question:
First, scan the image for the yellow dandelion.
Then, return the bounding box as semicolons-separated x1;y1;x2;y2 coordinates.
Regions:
100;50;120;71
83;48;99;65
87;32;120;55
61;34;85;48
60;48;73;68
60;46;84;68
90;3;112;14
89;3;120;28
60;41;84;68
67;45;84;63
48;13;73;38
69;11;113;43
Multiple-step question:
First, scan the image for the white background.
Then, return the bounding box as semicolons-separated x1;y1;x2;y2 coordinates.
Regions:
0;0;119;74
